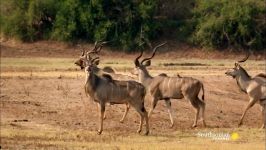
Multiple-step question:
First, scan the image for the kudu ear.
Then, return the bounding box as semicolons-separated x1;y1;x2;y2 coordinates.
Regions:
235;62;239;68
134;59;140;67
94;59;100;66
143;60;151;66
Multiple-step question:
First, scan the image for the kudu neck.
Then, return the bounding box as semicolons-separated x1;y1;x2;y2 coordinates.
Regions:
235;68;251;93
139;68;153;87
85;69;99;90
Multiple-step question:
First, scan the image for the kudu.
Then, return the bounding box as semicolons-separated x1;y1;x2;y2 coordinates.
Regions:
82;53;149;135
225;53;266;128
75;42;133;122
134;43;206;128
75;41;115;73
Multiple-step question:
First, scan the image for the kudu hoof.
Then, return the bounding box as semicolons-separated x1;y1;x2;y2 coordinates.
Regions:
203;122;207;128
170;123;174;128
144;131;149;136
97;130;102;135
137;129;142;134
192;124;197;128
238;122;243;127
119;120;124;123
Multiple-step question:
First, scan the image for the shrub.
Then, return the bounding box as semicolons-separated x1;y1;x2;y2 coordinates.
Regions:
52;0;159;51
193;0;266;50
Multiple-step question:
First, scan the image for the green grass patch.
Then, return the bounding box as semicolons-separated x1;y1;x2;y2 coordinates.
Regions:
1;57;264;73
1;57;75;71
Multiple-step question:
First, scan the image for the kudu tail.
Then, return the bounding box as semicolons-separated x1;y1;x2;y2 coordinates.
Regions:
201;83;205;101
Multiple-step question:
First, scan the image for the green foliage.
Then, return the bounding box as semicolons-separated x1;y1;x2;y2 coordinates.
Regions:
27;0;59;40
0;0;59;41
155;0;195;41
0;0;265;51
193;0;266;50
1;0;30;41
52;0;159;51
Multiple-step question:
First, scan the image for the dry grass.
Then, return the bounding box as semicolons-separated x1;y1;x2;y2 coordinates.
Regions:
1;57;265;78
1;125;265;149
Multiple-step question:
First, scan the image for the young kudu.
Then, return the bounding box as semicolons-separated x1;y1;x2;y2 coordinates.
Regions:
134;43;206;128
225;53;266;128
81;52;149;135
75;42;132;123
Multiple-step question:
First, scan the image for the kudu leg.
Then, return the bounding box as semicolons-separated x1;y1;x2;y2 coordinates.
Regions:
187;97;200;128
120;104;130;123
148;98;158;118
137;107;149;135
130;101;149;135
238;98;257;127
260;103;266;129
144;110;149;135
192;107;200;128
97;103;105;135
133;105;144;134
199;98;206;127
137;113;144;134
103;111;107;120
164;99;174;127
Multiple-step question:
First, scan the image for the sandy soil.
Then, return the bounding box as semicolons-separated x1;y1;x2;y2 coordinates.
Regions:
1;74;262;134
0;41;265;149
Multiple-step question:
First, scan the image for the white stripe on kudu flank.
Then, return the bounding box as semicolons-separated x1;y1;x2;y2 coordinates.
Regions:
162;79;166;92
168;78;172;90
175;78;179;89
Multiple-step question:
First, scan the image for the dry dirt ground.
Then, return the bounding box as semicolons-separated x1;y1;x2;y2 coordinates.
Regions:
0;41;265;149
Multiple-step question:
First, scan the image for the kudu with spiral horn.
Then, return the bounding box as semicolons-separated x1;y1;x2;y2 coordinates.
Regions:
75;41;114;73
75;41;136;122
134;42;206;128
225;52;266;128
83;52;149;135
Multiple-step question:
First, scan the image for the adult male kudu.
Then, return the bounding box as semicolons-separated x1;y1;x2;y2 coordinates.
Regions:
82;53;149;135
75;41;115;73
134;42;206;128
75;41;133;122
225;53;266;128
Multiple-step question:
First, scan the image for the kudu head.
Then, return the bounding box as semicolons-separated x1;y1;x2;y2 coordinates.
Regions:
133;42;167;76
74;41;108;69
84;54;101;73
225;52;250;78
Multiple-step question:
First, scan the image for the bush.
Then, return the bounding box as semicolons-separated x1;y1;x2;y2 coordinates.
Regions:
1;0;265;51
0;0;59;41
1;0;30;41
1;0;159;51
52;0;159;51
193;0;266;50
